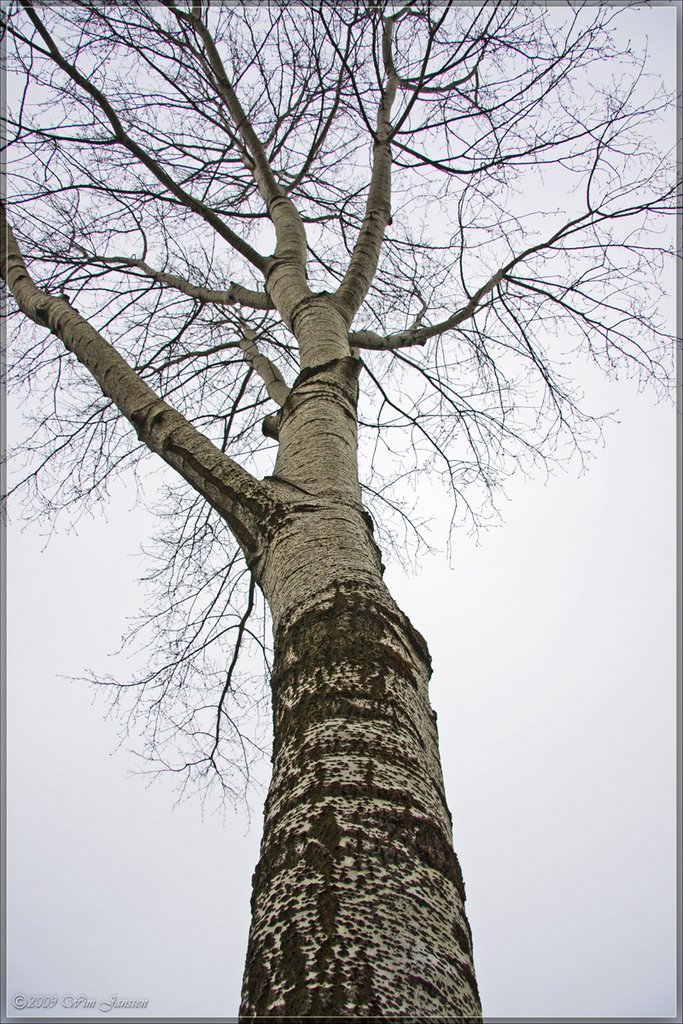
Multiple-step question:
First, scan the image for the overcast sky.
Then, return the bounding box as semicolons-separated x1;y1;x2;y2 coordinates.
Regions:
4;4;679;1022
5;361;677;1022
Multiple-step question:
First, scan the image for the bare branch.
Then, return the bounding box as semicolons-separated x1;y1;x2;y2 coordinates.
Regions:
87;255;274;310
236;321;290;408
17;0;268;273
2;201;275;562
332;12;398;322
351;266;505;349
163;0;311;314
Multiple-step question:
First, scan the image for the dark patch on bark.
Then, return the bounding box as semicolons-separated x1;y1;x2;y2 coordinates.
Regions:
407;973;442;1001
240;938;271;1016
256;792;466;902
454;957;481;1006
242;582;480;1019
289;354;362;392
268;587;435;773
280;922;310;1014
262;411;280;438
453;916;476;960
273;581;430;680
271;670;421;753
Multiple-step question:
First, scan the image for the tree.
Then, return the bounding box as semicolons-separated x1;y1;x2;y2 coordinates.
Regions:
1;2;677;1018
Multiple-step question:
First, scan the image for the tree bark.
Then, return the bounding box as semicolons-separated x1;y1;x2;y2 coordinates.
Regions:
240;358;481;1020
3;202;481;1017
241;519;480;1018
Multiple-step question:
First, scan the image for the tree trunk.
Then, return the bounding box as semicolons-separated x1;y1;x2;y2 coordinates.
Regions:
2;218;482;1011
240;355;481;1018
240;531;480;1018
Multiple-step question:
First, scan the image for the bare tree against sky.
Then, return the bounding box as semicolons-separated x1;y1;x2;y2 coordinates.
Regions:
1;1;677;1017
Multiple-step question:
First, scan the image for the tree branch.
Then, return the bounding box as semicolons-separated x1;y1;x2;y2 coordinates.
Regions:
1;202;275;565
18;1;268;274
236;322;290;408
350;194;668;351
332;13;399;323
86;256;274;310
164;0;311;314
350;266;506;350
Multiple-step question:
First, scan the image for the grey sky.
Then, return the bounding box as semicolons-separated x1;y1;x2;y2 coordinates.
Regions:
3;4;679;1021
5;361;677;1020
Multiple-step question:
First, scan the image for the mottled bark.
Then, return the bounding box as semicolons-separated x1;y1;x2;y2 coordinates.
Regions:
242;511;481;1019
240;355;481;1019
3;185;481;1021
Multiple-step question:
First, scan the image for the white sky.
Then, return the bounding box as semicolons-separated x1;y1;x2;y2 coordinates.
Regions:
3;4;680;1022
5;357;678;1021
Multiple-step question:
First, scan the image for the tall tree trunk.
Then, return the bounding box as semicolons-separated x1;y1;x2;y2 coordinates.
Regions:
240;357;482;1019
2;216;482;1013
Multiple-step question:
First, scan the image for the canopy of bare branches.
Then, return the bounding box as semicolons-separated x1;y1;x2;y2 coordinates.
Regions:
2;0;677;799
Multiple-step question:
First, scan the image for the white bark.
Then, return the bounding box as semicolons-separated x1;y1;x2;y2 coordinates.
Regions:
1;206;273;564
3;13;483;1013
332;15;398;325
243;499;480;1017
241;325;481;1017
237;324;290;407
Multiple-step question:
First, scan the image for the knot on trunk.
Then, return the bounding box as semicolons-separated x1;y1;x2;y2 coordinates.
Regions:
262;411;280;439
